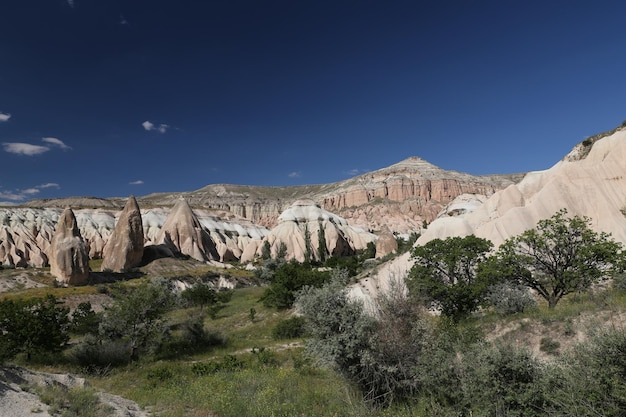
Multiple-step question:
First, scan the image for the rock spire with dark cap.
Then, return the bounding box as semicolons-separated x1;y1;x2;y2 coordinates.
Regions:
101;195;144;272
49;207;90;285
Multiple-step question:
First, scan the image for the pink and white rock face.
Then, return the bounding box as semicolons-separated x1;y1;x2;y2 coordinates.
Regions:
418;128;626;248
351;127;626;307
253;199;376;263
101;196;144;272
48;208;90;285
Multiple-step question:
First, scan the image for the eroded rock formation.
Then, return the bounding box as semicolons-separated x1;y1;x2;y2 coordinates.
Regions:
244;199;376;263
101;196;144;272
48;208;90;285
155;198;219;262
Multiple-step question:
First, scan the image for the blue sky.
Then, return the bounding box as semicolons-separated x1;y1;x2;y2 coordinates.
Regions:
2;1;626;203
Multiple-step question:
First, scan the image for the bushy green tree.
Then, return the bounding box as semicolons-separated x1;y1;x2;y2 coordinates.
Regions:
0;295;70;361
491;209;624;308
407;235;495;321
261;240;272;260
182;282;217;310
260;260;330;309
71;301;100;335
99;280;176;360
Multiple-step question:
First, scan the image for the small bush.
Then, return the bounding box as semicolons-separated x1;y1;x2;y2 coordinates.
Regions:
191;355;244;376
485;282;536;315
147;367;175;382
540;337;561;356
251;346;278;367
272;316;306;340
36;385;111;417
68;336;131;369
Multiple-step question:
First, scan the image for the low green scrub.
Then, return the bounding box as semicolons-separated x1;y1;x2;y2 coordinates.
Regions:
35;384;113;417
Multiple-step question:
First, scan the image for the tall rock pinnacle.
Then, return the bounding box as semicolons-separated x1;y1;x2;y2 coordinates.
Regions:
101;195;144;272
49;207;90;285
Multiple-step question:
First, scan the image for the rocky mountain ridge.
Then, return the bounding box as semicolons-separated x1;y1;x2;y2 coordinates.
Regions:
2;156;520;269
350;124;626;304
24;156;524;235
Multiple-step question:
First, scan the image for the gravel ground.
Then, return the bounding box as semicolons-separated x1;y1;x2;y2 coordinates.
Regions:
0;365;148;417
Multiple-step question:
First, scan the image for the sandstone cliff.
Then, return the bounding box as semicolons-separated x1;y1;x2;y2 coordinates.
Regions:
351;124;626;305
417;127;626;247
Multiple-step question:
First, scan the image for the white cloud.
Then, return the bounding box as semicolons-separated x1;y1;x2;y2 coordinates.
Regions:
347;169;360;176
142;120;170;133
38;183;60;189
120;15;129;25
0;183;61;202
42;137;71;150
129;180;144;185
3;143;50;156
66;0;75;8
0;112;11;122
0;191;27;201
288;171;302;178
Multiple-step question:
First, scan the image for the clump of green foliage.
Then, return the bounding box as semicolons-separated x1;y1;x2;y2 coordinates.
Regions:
272;316;306;339
259;260;330;309
0;295;69;362
407;235;495;321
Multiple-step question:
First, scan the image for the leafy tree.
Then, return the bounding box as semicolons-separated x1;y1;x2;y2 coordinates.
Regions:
260;260;330;309
317;221;327;262
490;209;624;308
361;241;376;260
71;301;100;335
407;235;494;321
0;295;70;361
182;282;217;310
261;240;271;260
99;280;176;360
276;241;288;260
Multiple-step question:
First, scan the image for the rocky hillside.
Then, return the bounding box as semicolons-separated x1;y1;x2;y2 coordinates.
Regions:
419;125;626;247
25;157;523;235
351;124;626;304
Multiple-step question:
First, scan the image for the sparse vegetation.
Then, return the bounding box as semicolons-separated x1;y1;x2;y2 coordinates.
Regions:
3;210;626;416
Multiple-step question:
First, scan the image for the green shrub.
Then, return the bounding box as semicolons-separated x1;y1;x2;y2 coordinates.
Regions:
251;346;278;367
272;316;306;339
458;343;548;416
191;355;244;376
71;302;100;335
147;367;175;383
544;329;626;415
539;337;561;356
260;260;330;309
485;282;536;315
68;336;132;370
